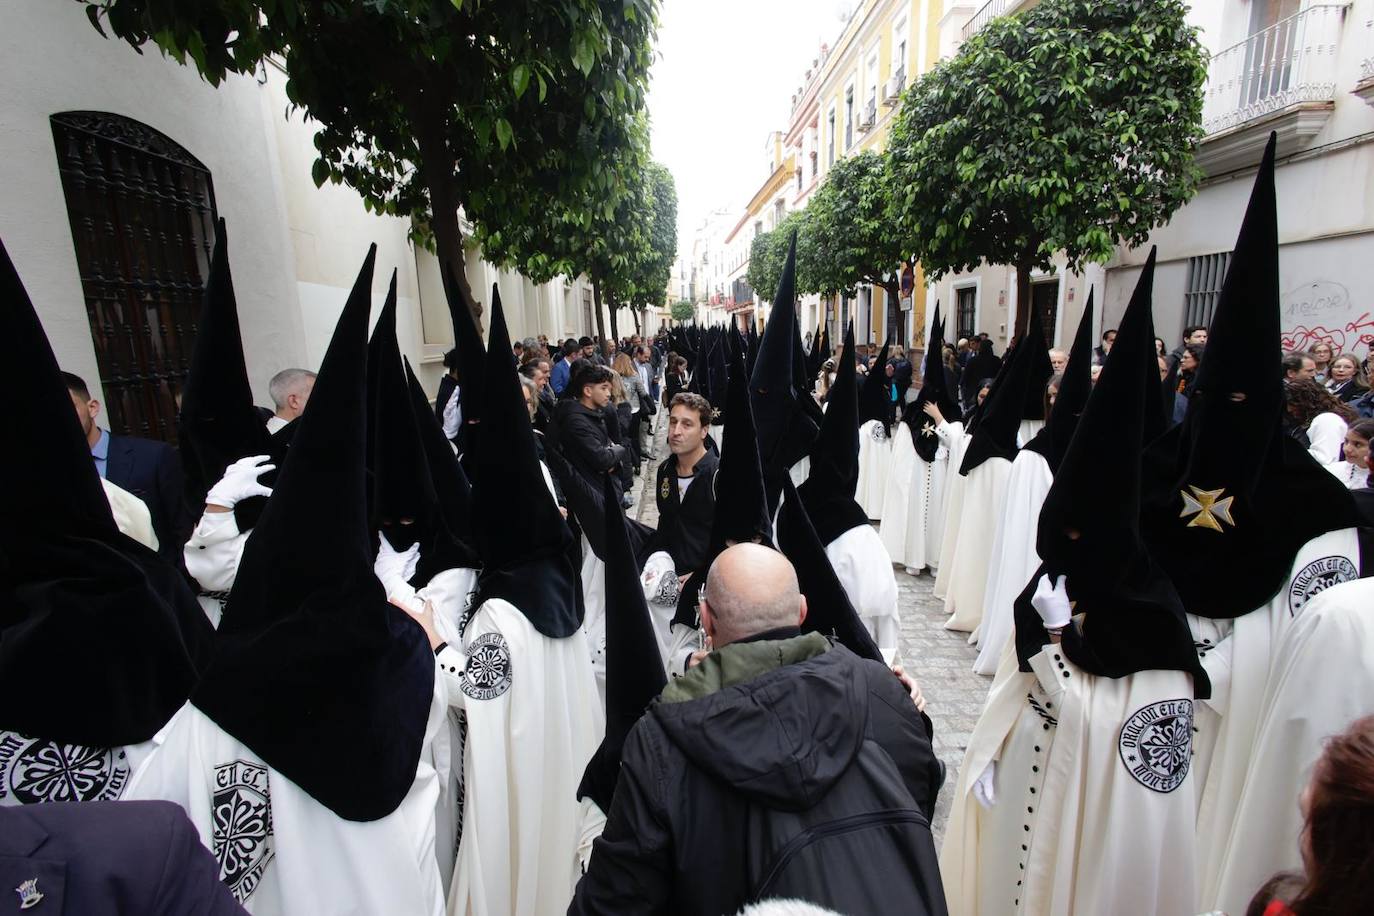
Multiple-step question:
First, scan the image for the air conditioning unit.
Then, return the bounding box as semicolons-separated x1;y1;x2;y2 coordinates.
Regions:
884;68;905;104
858;100;876;129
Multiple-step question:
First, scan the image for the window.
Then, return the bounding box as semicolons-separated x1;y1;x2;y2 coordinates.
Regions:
956;285;978;339
51;111;216;443
773;199;785;226
866;50;880;116
826;107;836;166
1184;252;1232;328
844;86;854;149
1031;279;1059;346
810;150;818;178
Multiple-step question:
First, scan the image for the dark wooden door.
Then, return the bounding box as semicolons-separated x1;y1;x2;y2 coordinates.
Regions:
51;112;216;443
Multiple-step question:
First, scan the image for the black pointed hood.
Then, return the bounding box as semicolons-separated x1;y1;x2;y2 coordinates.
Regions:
960;307;1049;474
671;341;772;630
1142;134;1355;618
371;272;438;551
578;473;669;813
1014;249;1208;697
178;220;276;517
908;306;959;461
442;262;486;468
792;311;826;429
807;324;828;380
746;319;761;375
797;323;869;543
750;233;819;508
776;476;882;662
1018;317;1054;422
192;246;437;821
364;270;398;482
1;237;212;748
470;284;581;637
857;336;893;429
707;334;729;424
403;359;481;580
1024;291;1095;471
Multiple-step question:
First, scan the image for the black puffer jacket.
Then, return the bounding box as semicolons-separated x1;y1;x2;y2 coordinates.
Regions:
553;398;626;489
570;633;947;916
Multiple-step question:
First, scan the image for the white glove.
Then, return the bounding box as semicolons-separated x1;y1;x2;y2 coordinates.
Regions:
375;536;422;589
973;761;997;810
206;455;274;509
1031;573;1071;631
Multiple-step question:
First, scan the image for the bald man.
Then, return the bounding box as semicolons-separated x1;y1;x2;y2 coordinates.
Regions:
570;545;949;915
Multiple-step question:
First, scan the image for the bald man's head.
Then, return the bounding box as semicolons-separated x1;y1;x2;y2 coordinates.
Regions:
701;544;807;648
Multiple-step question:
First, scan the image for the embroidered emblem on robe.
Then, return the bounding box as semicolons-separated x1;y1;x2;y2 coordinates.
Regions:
0;733;128;804
1288;555;1358;616
462;632;514;700
1119;700;1193;793
1179;486;1235;532
212;760;274;902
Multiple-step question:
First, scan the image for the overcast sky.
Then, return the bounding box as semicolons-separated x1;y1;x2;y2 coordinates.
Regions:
647;0;849;257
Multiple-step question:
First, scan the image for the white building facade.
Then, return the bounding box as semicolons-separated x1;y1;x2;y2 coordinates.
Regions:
2;0;599;443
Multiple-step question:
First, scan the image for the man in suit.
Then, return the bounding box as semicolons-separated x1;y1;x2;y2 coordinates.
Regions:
63;372;191;561
0;801;247;915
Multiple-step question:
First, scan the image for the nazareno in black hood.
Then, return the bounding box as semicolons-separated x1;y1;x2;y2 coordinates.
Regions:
797;322;869;544
1023;289;1095;472
960;306;1051;474
907;304;960;462
1013;248;1209;699
1140;133;1356;619
193;246;437;820
0;236;213;749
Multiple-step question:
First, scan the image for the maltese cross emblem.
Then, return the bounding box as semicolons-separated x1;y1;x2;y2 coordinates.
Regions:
1179;485;1235;532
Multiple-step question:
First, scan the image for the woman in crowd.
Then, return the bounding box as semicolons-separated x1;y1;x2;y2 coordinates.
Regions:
1246;715;1374;916
613;352;649;468
1309;341;1335;385
1176;343;1204;398
961;377;994;425
1284;378;1358;464
1325;353;1368;403
815;358;837;404
663;353;688;407
607;370;636;494
1324;418;1373;490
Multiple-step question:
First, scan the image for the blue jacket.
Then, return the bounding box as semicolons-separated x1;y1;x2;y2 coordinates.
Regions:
0;800;247;915
551;357;572;395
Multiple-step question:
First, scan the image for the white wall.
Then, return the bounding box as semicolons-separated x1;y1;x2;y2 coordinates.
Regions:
0;0;304;407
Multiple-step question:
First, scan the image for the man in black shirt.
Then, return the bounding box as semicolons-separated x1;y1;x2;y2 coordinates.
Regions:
654;393;718;577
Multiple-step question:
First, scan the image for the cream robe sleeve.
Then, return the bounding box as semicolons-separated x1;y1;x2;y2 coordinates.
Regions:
183;509;247;593
102;478;158;550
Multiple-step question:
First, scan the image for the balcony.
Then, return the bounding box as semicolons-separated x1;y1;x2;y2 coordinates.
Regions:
884;67;906;105
961;0;1009;41
1197;4;1347;175
859;99;877;130
1355;14;1374;109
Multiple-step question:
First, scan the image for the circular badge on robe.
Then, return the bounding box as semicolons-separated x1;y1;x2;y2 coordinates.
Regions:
1119;699;1193;793
0;732;129;804
1288;556;1358;617
462;632;514;701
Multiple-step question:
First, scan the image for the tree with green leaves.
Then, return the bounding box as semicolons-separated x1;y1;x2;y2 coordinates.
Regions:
746;208;824;305
886;0;1205;338
80;0;658;323
670;300;695;323
807;150;911;332
622;162;678;334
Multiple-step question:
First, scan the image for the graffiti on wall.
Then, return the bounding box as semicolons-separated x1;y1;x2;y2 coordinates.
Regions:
1280;280;1373;356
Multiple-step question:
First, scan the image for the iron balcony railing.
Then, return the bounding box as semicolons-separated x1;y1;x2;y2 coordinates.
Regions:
1202;4;1347;135
961;0;1010;42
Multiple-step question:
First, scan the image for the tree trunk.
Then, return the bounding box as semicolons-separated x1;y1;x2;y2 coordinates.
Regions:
631;308;642;336
1013;253;1036;344
411;93;482;331
607;295;620;343
591;278;608;346
882;280;903;349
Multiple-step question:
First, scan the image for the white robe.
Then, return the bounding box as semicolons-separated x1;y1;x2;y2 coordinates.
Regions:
877;427;917;563
184;509;249;628
1193;528;1362;911
448;598;602;916
855;419;892;520
1305;411;1347;465
972;450;1053;676
825;524;901;665
102;478;158;551
932;431;972;601
1208;578;1374;916
902;420;961;575
579;533;608;706
0;732;155;807
943;456;1014;633
125;689;448;915
1017;419;1044;447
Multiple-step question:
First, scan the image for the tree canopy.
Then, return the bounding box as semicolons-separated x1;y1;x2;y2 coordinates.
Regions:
81;0;659;322
886;0;1205;337
807;150;909;311
746;209;827;304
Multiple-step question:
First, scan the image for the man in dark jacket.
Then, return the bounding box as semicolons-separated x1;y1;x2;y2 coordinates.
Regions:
554;362;628;493
0;800;248;914
570;543;948;916
64;371;190;561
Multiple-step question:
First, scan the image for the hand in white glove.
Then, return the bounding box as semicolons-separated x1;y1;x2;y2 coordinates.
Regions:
206;455;274;509
1031;573;1071;631
375;536;422;587
973;761;997;810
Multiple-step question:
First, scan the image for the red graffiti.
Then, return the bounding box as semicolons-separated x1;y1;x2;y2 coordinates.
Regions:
1282;312;1374;355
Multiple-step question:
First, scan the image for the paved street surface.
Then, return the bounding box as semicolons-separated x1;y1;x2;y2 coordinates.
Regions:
632;414;988;843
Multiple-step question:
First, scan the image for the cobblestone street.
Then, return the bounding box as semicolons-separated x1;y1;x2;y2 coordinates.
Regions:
632;415;986;843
